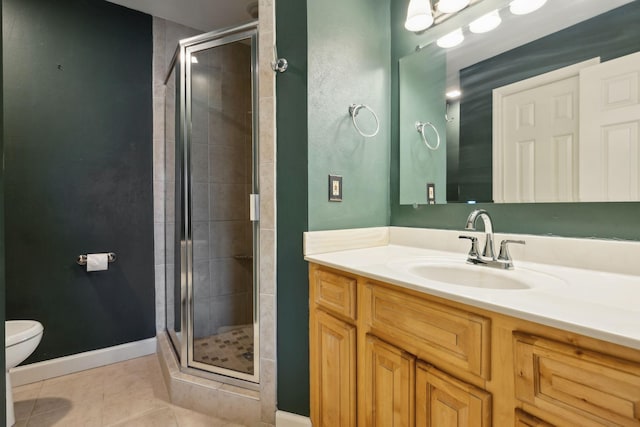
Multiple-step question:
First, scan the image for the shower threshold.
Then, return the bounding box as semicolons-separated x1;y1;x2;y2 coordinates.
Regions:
156;332;261;424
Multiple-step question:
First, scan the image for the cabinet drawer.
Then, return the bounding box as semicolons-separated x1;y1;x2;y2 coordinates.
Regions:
514;333;640;427
312;268;357;321
366;284;491;379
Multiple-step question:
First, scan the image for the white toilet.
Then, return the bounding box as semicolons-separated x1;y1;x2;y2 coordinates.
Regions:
5;320;44;427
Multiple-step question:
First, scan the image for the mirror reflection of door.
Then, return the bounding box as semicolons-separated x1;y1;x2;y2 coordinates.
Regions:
502;77;579;202
579;51;640;202
494;52;640;203
493;59;599;203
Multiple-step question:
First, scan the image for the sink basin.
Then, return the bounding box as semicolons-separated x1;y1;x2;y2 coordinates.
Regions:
388;257;563;290
408;264;530;289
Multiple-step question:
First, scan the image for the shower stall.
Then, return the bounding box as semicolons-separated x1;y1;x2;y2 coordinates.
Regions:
164;22;259;383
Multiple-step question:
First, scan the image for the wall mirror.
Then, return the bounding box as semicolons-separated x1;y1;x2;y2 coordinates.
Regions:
399;0;640;205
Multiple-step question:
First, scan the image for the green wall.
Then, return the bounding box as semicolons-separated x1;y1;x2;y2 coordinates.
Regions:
276;0;310;416
399;45;446;205
4;0;155;362
307;0;391;231
390;1;640;240
276;0;392;416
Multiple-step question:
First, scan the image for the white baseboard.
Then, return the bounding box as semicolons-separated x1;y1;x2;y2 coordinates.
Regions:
276;410;312;427
10;337;157;387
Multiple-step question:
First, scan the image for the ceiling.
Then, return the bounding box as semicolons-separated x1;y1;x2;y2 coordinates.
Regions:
105;0;258;32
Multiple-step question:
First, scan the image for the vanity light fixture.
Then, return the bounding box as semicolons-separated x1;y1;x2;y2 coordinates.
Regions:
509;0;547;16
469;9;501;33
446;89;462;99
437;28;464;48
405;0;434;32
437;0;470;14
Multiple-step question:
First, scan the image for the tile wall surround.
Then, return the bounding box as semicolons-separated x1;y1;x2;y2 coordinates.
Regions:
152;0;277;423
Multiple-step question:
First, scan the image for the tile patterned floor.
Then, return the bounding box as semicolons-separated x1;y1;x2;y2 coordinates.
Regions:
11;355;247;427
193;325;254;374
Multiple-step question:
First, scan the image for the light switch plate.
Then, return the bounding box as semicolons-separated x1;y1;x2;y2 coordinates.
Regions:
329;175;343;202
427;183;436;204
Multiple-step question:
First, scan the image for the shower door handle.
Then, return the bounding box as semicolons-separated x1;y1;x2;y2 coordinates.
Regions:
250;194;260;222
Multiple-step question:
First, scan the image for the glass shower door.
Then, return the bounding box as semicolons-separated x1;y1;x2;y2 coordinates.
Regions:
185;29;259;382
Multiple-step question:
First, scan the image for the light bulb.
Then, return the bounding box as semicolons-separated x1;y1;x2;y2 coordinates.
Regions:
469;10;501;34
437;28;464;48
437;0;470;14
405;0;434;32
509;0;547;15
446;89;462;99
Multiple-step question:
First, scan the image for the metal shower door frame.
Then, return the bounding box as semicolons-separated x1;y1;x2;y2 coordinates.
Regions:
177;21;260;384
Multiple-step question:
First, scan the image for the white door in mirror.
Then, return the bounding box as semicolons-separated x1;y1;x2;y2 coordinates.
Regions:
493;58;599;203
499;70;581;202
579;51;640;202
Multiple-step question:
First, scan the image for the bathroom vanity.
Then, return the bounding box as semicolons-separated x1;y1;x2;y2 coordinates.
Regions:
305;227;640;427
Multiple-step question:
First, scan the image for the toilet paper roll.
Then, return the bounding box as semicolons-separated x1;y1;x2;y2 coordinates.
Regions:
86;253;109;272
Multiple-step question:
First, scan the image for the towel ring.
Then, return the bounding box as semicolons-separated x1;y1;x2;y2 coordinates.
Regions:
349;104;380;138
415;121;440;150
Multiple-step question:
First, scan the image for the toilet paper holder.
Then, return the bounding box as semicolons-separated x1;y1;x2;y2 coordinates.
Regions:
76;253;117;266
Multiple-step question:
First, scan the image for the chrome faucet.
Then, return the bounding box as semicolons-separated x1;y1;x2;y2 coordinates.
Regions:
465;209;496;259
459;209;525;270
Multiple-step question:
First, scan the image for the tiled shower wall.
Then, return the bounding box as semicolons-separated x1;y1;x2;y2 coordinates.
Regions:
152;0;277;423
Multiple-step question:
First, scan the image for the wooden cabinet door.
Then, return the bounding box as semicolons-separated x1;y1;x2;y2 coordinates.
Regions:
310;310;356;427
416;361;492;427
515;409;555;427
363;335;416;427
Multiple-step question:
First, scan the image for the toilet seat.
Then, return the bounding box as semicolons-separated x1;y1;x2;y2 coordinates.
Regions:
6;321;44;349
5;320;44;426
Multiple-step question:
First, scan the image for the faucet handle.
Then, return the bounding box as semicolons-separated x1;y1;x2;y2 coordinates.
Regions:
498;239;525;262
459;235;480;258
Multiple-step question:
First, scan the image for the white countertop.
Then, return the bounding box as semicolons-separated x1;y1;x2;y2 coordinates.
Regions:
304;227;640;351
